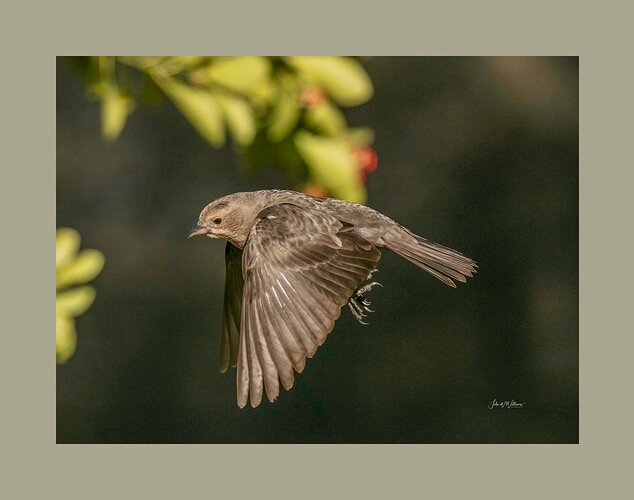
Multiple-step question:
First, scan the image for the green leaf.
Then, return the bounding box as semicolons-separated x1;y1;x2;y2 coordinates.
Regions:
248;79;276;109
294;131;366;203
57;249;105;288
101;83;134;140
286;56;373;106
267;85;301;142
56;286;97;318
205;57;272;95
304;101;347;136
56;227;81;269
216;94;256;146
56;315;77;364
345;127;375;147
158;77;225;147
64;56;101;89
140;73;166;106
117;56;163;69
168;56;206;69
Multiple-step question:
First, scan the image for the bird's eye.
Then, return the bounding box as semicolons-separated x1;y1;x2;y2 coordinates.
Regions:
213;218;222;225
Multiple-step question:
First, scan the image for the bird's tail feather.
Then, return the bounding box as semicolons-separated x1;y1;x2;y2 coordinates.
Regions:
387;234;477;288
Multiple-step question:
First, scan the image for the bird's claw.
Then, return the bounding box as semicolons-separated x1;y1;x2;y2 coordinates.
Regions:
348;276;381;325
356;281;382;296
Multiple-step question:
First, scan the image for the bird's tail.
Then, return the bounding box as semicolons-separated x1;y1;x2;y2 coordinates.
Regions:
386;231;477;288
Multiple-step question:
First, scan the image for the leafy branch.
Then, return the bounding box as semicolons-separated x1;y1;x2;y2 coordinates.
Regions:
56;228;105;364
66;56;379;203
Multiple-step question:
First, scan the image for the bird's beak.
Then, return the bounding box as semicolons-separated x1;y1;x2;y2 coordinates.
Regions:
188;222;208;238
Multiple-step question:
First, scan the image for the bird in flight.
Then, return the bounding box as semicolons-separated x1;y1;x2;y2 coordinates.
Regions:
190;189;476;408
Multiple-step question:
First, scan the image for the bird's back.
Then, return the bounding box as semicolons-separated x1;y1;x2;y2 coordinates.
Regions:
252;189;476;287
255;189;392;243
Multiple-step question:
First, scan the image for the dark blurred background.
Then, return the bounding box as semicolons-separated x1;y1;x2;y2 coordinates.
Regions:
57;57;578;443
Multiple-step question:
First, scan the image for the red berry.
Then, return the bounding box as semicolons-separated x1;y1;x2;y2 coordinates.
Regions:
300;86;326;109
355;147;379;175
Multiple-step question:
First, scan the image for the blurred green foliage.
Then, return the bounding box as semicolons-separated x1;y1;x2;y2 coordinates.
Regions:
56;228;105;364
59;56;378;364
65;56;378;203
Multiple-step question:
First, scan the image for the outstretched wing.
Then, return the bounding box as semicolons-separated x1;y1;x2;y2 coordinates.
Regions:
220;241;244;373
237;203;381;408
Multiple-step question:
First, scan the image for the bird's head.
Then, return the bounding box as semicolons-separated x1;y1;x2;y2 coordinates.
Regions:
189;192;266;248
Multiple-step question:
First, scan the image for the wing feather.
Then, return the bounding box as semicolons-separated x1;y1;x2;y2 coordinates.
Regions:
237;203;381;407
270;277;316;353
258;293;296;389
220;242;244;372
252;303;279;402
237;318;250;409
245;304;263;408
267;284;307;372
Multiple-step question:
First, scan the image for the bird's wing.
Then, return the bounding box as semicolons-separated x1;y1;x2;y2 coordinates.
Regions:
237;203;381;408
220;241;244;373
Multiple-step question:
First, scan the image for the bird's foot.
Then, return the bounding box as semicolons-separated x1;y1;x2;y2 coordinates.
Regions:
348;280;382;325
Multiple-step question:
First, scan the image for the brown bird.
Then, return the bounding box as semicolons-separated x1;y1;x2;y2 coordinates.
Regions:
189;189;476;408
